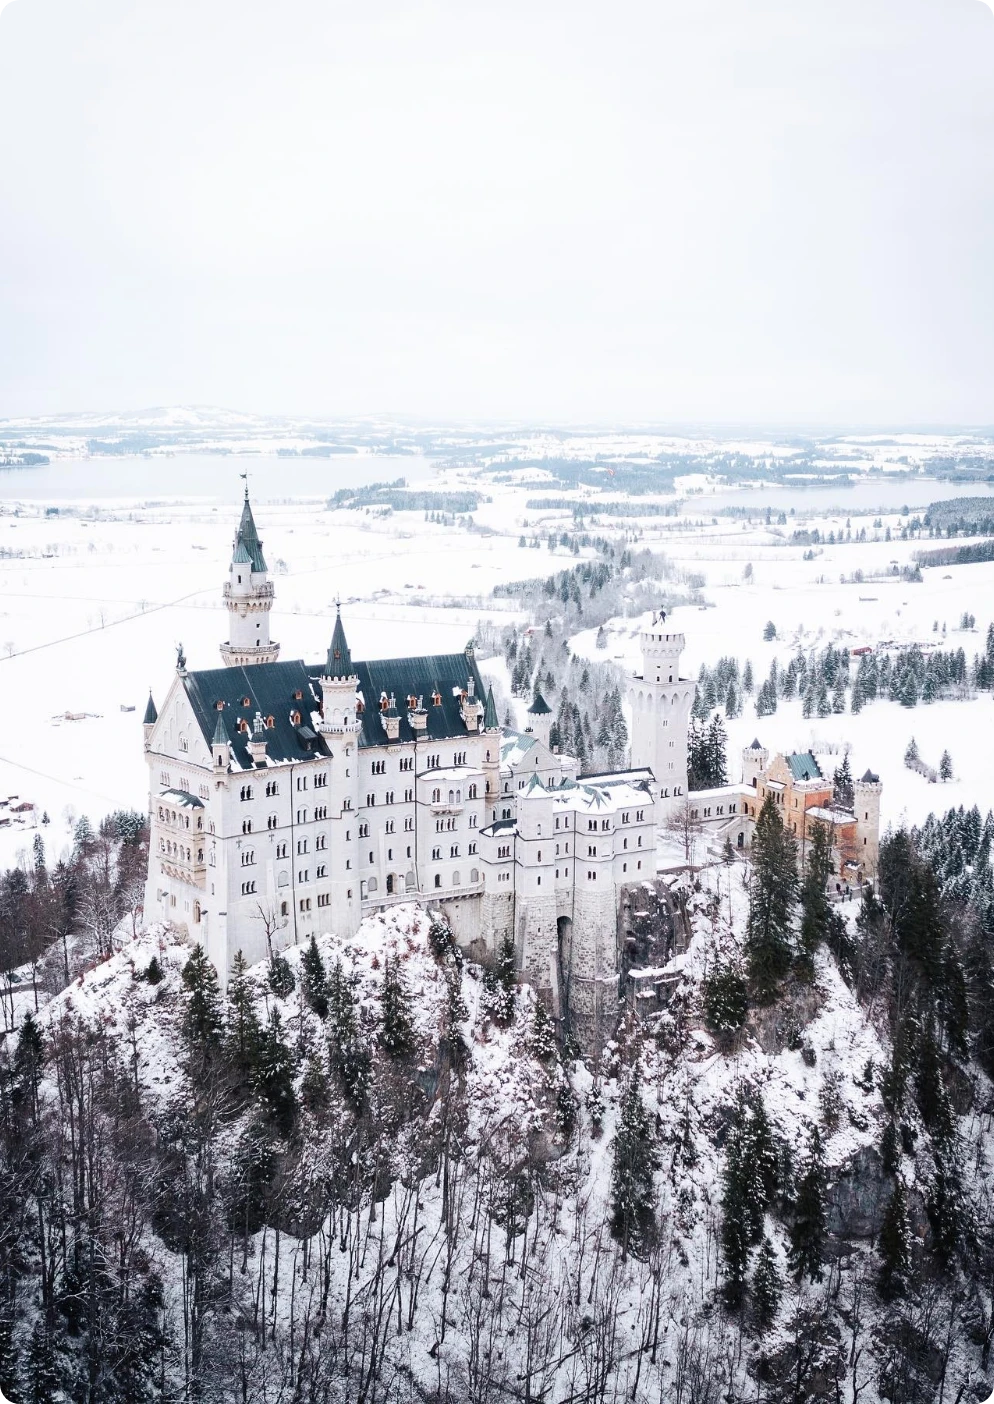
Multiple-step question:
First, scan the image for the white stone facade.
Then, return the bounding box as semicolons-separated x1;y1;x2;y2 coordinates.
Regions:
141;497;696;1044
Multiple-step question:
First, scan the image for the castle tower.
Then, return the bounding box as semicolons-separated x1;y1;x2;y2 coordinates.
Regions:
317;607;362;936
742;737;769;790
853;769;883;880
143;691;157;750
627;611;696;819
220;489;280;667
525;690;553;749
482;684;502;825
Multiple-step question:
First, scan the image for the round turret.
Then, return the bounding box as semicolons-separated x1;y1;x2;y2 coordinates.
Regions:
742;737;769;789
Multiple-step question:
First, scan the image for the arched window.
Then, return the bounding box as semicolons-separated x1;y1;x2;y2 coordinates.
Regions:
432;788;441;803
368;876;378;894
434;873;442;888
470;867;479;883
452;871;460;887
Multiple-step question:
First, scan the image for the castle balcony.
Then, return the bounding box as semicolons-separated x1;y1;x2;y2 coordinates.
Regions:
223;580;274;602
158;852;207;889
430;799;464;816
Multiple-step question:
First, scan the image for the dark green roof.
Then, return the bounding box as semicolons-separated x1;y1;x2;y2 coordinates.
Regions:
528;690;552;715
787;752;823;782
748;737;763;750
232;492;267;574
860;769;880;783
184;661;328;769
345;652;487;748
483;684;499;730
325;608;354;679
143;692;158;725
212;712;228;746
183;649;489;760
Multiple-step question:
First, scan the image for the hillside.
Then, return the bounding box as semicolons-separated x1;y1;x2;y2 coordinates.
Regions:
2;818;994;1403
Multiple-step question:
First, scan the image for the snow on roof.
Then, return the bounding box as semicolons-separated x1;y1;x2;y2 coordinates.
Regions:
158;788;204;808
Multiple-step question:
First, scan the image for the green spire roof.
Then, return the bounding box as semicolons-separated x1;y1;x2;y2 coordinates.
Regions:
143;692;157;725
528;690;552;716
325;607;354;679
483;684;499;730
212;712;228;747
232;490;268;573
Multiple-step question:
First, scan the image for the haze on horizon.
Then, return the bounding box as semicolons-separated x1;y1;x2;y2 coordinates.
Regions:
0;0;992;428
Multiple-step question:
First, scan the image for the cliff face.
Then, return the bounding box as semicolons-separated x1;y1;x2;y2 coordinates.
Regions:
0;866;992;1404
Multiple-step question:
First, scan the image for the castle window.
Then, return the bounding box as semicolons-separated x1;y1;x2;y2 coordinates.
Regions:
359;822;369;838
404;817;414;831
432;690;442;707
432;788;441;804
281;900;288;916
242;697;251;707
385;790;394;804
453;871;460;886
380;694;389;712
291;710;301;725
314;771;327;787
536;876;541;886
316;864;327;878
242;819;252;834
384;821;394;836
239;719;249;734
241;880;256;895
266;780;278;797
266;715;275;729
294;690;303;701
276;842;287;858
432;846;441;860
469;841;477;855
366;793;376;807
470;868;479;883
404;788;413;802
268;814;277;829
317;892;330;907
434;874;442;888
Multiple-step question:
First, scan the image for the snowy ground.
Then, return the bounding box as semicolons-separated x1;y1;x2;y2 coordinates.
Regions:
0;455;992;868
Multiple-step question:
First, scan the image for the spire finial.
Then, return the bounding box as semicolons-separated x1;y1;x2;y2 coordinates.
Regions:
240;470;249;500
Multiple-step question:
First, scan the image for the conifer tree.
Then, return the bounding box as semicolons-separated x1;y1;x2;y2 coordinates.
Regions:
529;999;558;1063
610;1070;658;1259
380;954;417;1059
746;796;799;1002
877;1178;911;1299
268;950;295;998
752;1237;782;1329
301;934;330;1019
482;935;517;1027
24;1320;60;1404
721;1088;782;1304
798;820;834;975
181;945;224;1055
702;960;748;1038
833;753;854;810
788;1126;827;1282
226;949;262;1080
939;749;953;782
253;1008;299;1135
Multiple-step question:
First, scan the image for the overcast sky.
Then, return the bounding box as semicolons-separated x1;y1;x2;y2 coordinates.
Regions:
0;0;992;425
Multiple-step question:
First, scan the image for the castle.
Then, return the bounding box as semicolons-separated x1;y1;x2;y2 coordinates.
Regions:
141;493;878;1044
686;741;881;881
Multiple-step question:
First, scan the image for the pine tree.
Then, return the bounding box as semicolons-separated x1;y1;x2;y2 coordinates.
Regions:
746;797;799;1002
301;934;330;1019
939;749;953;782
253;1008;299;1135
751;1237;782;1329
181;945;224;1055
0;1310;17;1404
529;1000;557;1062
743;659;754;694
904;736;920;767
610;1070;658;1259
877;1178;911;1299
833;754;854;809
763;620;777;641
380;954;417;1059
482;935;517;1027
721;1088;781;1304
227;949;262;1079
702;961;748;1037
24;1320;60;1404
798;820;834;975
788;1126;827;1282
268;950;295;998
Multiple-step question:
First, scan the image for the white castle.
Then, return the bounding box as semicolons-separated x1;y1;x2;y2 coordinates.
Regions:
142;493;696;1044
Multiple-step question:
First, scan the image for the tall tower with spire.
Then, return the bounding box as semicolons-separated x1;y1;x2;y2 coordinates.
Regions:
220;489;280;667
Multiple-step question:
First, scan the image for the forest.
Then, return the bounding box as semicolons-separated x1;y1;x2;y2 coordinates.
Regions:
1;793;994;1401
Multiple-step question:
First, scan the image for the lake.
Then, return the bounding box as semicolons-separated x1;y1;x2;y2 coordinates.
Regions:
686;477;994;518
0;451;436;503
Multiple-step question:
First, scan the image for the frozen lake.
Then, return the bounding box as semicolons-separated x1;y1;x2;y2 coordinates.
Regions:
687;477;994;517
0;451;436;503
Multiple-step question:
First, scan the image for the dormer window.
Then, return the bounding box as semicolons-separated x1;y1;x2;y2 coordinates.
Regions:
380;694;389;712
265;715;275;729
291;710;301;725
238;719;249;733
215;700;224;711
242;696;251;708
294;690;303;701
432;690;442;707
356;699;365;715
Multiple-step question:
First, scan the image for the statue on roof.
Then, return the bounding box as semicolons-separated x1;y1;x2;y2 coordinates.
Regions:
176;641;186;672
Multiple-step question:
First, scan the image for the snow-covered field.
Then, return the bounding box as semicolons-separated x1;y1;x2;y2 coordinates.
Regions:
1;450;992;869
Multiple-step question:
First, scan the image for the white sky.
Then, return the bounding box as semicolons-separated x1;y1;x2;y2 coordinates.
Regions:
0;0;992;425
